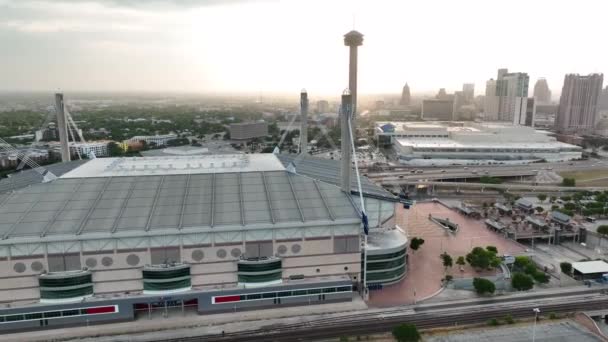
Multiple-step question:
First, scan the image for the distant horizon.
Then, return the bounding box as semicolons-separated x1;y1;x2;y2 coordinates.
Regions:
1;0;606;97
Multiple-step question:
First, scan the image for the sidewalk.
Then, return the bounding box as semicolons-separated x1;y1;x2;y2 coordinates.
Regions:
0;298;368;342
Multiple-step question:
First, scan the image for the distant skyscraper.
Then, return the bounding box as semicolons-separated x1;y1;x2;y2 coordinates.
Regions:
400;83;411;106
436;88;448;99
316;100;329;113
555;73;604;134
484;68;529;124
422;99;454;121
462;83;475;103
600;86;608;110
525;98;536;127
533;78;552;104
453;91;466;115
484;79;499;121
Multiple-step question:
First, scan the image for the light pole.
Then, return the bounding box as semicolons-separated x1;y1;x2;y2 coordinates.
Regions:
532;307;540;342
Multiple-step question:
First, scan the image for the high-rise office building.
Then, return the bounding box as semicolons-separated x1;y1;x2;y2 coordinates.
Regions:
436;88;448;99
463;83;475;103
316;100;329;113
422;99;454;121
484;79;499;121
555;73;604;134
484;69;529;125
600;86;608;110
400;83;411;106
525;98;536;127
453;91;466;114
533;78;552;104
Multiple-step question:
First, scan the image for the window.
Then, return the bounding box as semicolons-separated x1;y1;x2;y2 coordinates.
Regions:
62;309;79;316
5;315;23;322
278;291;291;297
307;288;321;294
262;292;276;299
336;286;351;292
322;287;336;293
143;278;191;291
44;311;61;318
39;274;93;287
292;290;307;296
246;293;261;300
25;313;43;320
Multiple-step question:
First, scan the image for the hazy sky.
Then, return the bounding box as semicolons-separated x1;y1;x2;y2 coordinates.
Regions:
1;0;606;97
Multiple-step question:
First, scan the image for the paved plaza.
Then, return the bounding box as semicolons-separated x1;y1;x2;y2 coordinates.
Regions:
368;202;526;307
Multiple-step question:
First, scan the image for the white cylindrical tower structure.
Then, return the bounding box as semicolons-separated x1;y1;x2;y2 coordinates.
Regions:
340;89;353;194
344;30;363;125
300;89;308;155
54;93;71;162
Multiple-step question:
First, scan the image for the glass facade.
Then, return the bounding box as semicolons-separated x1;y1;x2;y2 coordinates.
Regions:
38;272;94;300
237;258;282;284
365;246;408;285
213;285;352;304
142;265;191;292
0;305;117;324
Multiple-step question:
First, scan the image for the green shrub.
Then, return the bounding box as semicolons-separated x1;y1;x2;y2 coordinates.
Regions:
488;318;500;326
512;272;534;291
504;314;515;324
560;262;572;275
392;323;421;342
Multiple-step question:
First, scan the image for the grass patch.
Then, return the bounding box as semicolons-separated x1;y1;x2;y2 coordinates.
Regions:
559;169;608;182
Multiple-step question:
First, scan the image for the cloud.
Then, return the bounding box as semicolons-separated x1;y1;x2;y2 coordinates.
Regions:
13;0;273;10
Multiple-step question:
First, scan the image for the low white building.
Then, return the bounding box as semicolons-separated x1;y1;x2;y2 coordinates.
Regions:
128;134;177;146
376;121;582;164
69;141;110;158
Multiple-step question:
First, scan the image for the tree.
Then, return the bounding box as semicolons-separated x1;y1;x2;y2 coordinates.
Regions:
533;271;550;284
410;237;425;252
440;252;453;271
108;142;124;157
514;256;532;269
537;194;547;203
473;277;496;295
549;196;557;203
535;206;544;213
456;256;466;267
511;272;534;291
562;178;576;187
597;225;608;236
466;246;501;270
486;246;498;254
392;323;421;342
560;262;572;275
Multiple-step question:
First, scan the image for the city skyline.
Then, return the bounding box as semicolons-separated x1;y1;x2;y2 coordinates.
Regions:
1;0;607;96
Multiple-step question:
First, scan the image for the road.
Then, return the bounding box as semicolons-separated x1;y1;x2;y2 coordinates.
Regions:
365;159;607;182
158;288;608;342
379;180;608;192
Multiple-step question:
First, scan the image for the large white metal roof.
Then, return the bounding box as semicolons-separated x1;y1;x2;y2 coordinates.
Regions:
61;154;285;178
0;155;360;243
572;260;608;274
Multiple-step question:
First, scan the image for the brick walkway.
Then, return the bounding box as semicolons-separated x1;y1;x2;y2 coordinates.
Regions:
368;202;526;307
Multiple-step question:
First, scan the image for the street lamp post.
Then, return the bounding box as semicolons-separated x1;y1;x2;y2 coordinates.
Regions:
532;307;541;342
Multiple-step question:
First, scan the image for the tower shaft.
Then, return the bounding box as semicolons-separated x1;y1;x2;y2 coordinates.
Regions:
300;91;308;154
54;93;71;162
340;92;353;194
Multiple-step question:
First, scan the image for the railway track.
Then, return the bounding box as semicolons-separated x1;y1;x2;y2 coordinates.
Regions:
159;290;608;342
